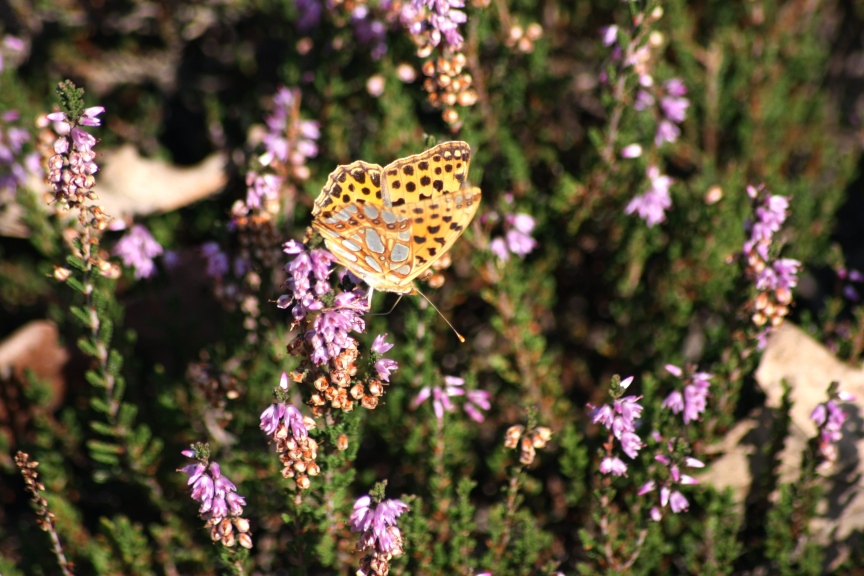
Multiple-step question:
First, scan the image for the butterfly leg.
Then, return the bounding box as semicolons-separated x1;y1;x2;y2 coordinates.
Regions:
366;287;375;311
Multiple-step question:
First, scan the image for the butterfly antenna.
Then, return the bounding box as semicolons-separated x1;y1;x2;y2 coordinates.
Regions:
413;284;466;343
368;293;403;316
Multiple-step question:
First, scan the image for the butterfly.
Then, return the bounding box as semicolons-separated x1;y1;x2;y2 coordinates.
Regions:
311;141;481;297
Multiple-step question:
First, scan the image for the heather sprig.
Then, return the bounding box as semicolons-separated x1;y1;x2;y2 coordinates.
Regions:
207;86;320;335
0;34;26;73
638;438;704;521
487;199;539;262
45;84;164;492
259;372;320;489
413;374;491;423
350;483;409;575
587;375;645;477
178;444;252;549
0;110;41;201
809;382;855;469
599;7;687;227
14;452;73;576
661;364;712;425
741;183;800;347
279;238;398;416
113;223;164;279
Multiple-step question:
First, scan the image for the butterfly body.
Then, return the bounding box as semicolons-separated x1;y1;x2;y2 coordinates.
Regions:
311;141;481;294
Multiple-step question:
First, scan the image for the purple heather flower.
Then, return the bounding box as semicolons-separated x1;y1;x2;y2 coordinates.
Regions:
371;333;399;382
660;95;689;124
619;431;644;459
351;5;389;60
260;373;309;439
201;242;229;279
295;0;323;31
600;25;618;46
621;143;643;158
0;111;41;197
662;365;711;424
246;172;282;210
114;224;164;279
413;375;489;421
626;165;671;227
403;0;467;50
639;447;703;520
588;376;645;470
811;391;855;465
308;299;367;364
655;119;680;146
46;105;104;205
464;389;492;423
634;89;655;111
280;242;340;321
664;78;687;97
178;452;246;522
260;86;319;176
600;456;628;476
349;494;409;555
0;35;25;73
490;212;538;261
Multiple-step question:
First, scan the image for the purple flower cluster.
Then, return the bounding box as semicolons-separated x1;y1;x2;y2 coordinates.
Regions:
278;240;370;364
350;4;390;61
371;334;399;382
810;388;855;466
260;87;319;180
349;494;409;555
201;241;230;279
0;111;40;199
601;11;687;228
489;212;538;261
638;443;704;521
0;35;25;73
625;165;672;227
837;267;864;302
178;453;247;523
295;0;324;32
401;0;467;53
113;224;164;279
587;376;645;476
661;364;711;424
260;373;310;440
46;106;104;206
742;184;801;346
413;375;492;422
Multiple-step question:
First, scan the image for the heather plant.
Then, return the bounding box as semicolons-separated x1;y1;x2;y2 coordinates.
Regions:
2;0;864;575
